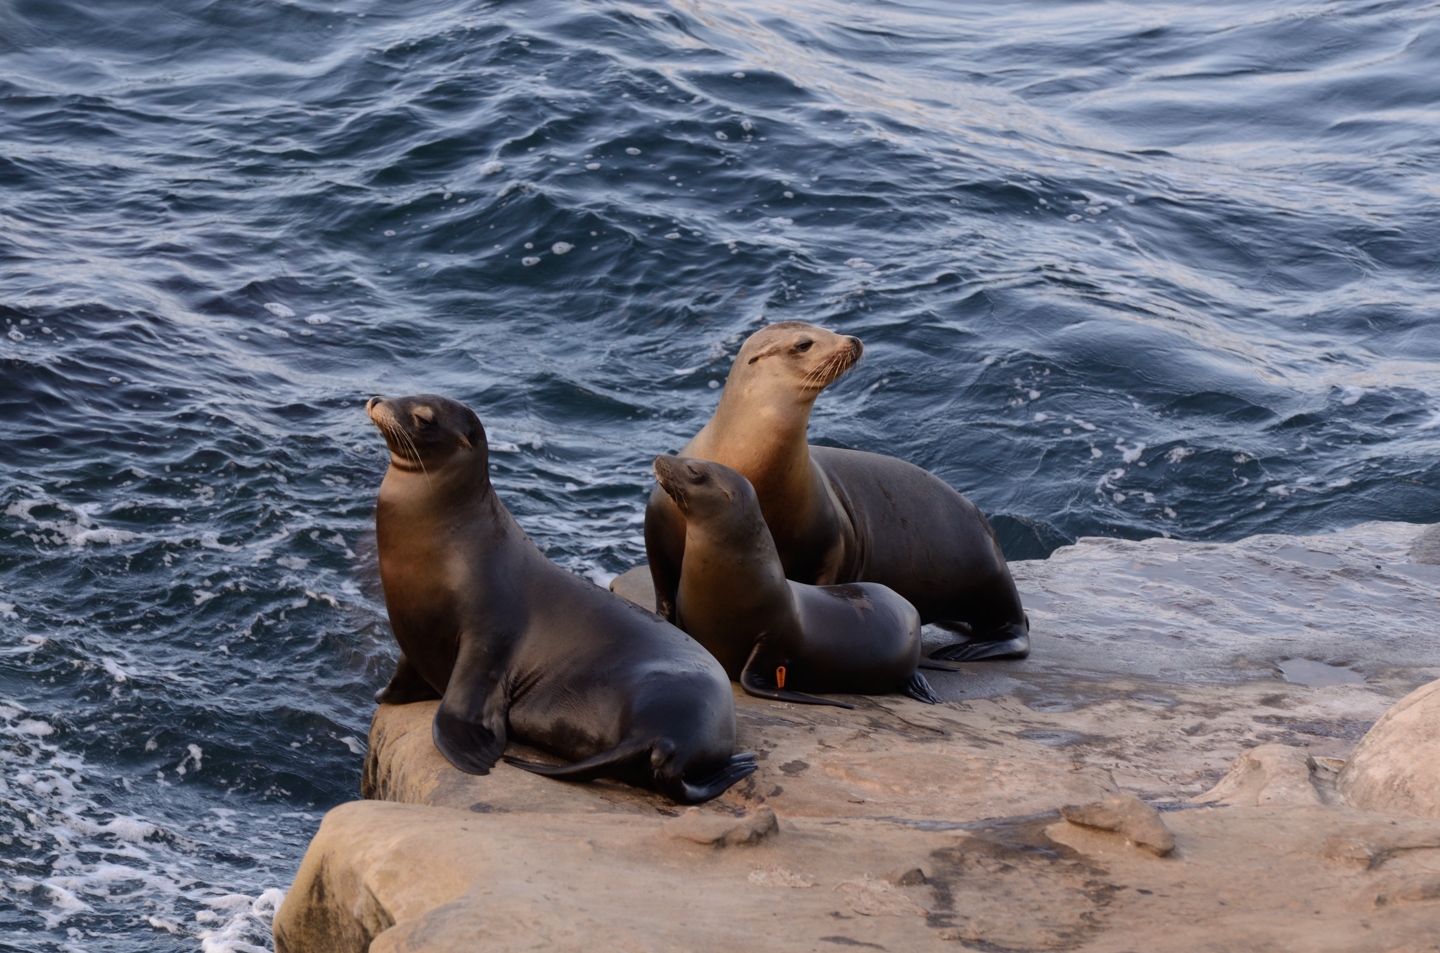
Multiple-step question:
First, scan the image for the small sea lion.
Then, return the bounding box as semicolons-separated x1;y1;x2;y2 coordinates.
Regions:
368;394;755;804
644;321;1029;662
654;455;953;708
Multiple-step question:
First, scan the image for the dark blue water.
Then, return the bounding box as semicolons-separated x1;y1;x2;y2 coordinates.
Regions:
2;0;1437;948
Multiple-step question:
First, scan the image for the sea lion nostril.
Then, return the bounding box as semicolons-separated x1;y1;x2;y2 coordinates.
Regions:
366;396;382;412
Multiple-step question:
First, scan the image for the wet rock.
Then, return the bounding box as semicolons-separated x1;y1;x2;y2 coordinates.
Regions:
662;806;777;846
1338;678;1440;819
1191;743;1328;807
1060;792;1175;856
1409;524;1440;565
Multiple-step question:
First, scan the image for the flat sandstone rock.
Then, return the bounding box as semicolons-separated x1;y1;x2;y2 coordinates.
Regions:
278;522;1440;952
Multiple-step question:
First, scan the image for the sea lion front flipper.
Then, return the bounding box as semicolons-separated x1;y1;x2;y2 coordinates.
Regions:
916;658;962;672
903;671;943;705
374;652;442;704
431;636;509;775
739;646;855;709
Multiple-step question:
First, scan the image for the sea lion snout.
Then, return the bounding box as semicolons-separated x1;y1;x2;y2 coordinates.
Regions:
653;454;696;504
367;394;486;471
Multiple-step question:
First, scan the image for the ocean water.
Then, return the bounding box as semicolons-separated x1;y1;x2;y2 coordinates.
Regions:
2;0;1438;948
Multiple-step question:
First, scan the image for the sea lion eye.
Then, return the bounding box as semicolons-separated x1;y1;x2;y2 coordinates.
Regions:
795;340;813;352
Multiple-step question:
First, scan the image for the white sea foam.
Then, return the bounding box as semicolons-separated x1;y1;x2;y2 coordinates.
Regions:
551;242;573;255
479;160;504;175
1119;441;1146;464
1;706;288;946
304;314;331;325
262;303;295;318
522;256;541;266
1340;385;1364;406
5;497;140;548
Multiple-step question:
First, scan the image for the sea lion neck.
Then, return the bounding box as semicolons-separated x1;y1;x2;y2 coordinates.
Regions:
377;455;500;526
695;383;814;484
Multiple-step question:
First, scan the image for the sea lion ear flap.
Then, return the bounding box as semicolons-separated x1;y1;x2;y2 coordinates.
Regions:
431;635;509;775
456;430;473;450
746;341;784;365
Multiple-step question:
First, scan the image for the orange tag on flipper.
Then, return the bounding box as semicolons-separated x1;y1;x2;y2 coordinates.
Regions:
776;666;786;688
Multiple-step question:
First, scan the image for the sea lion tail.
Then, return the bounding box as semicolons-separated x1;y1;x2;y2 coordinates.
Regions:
502;739;652;783
903;671;943;705
664;753;759;805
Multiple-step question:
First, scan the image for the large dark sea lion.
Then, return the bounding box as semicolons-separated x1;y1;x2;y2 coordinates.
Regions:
368;394;755;804
654;455;952;708
644;322;1028;662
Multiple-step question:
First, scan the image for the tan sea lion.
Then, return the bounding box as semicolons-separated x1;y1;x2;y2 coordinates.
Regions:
654;455;954;708
644;322;1028;662
368;394;755;804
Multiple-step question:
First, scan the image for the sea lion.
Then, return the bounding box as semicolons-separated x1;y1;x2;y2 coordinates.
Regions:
367;394;755;804
654;455;953;708
644;321;1028;662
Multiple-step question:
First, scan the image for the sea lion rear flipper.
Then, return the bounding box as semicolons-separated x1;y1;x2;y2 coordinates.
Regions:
903;671;942;705
929;622;1030;663
502;738;653;782
739;647;855;709
668;753;758;805
375;652;442;705
431;637;509;775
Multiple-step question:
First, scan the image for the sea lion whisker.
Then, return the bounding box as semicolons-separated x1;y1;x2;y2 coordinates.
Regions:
378;417;429;479
398;426;429;480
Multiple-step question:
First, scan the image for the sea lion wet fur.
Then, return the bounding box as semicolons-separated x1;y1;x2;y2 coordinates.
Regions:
654;455;950;708
644;321;1029;662
368;394;755;804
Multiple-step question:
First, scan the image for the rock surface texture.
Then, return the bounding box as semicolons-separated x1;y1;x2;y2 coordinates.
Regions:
1339;678;1440;820
276;522;1440;952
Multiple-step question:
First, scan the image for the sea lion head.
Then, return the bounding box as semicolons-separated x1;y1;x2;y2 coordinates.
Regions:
730;321;863;400
366;394;487;476
653;455;759;527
